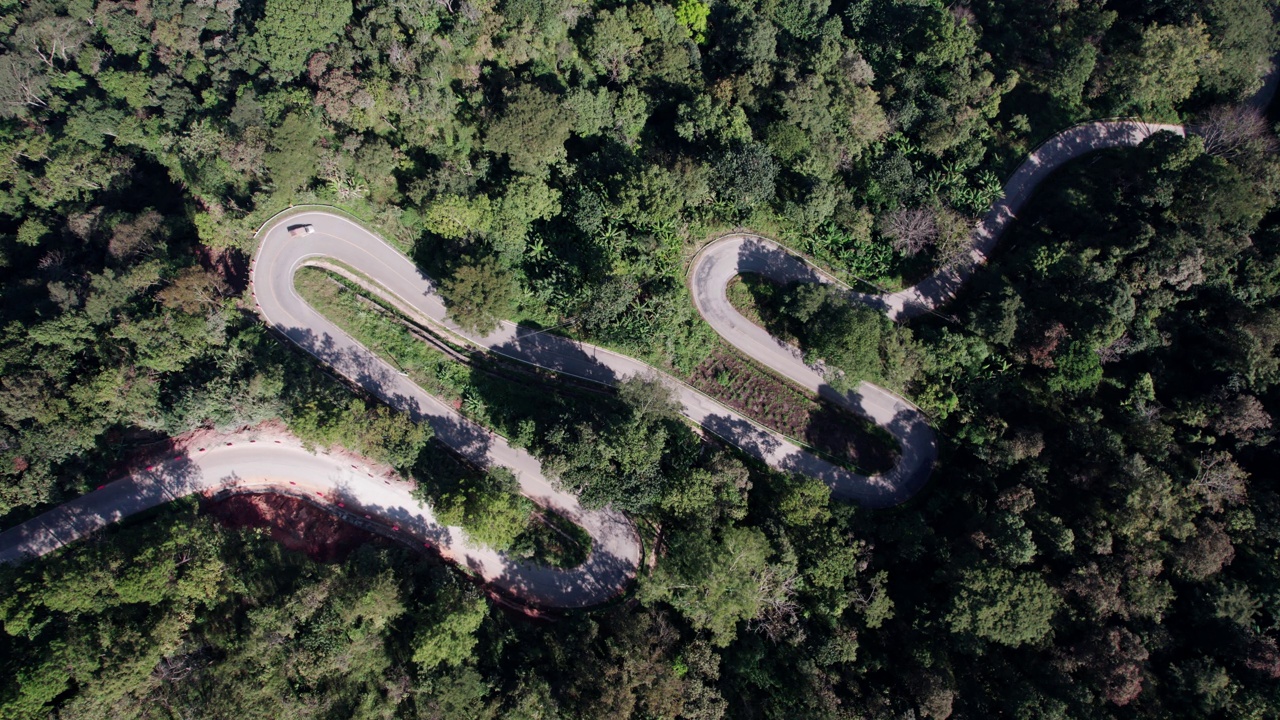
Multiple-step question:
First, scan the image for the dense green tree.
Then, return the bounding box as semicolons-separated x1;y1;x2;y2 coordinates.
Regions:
439;258;519;335
484;85;574;176
1200;0;1277;100
291;398;434;469
0;0;1278;716
544;374;700;513
423;194;494;242
1104;21;1217;116
264;112;323;197
780;282;890;385
1046;340;1103;395
433;468;533;551
946;564;1061;647
640;525;796;647
713;142;778;215
585;8;644;84
413;586;488;671
674;0;709;43
252;0;353;80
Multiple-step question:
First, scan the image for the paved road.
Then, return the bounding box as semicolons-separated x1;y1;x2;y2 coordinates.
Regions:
252;213;920;505
0;435;635;607
1251;52;1279;113
689;237;937;502
843;121;1186;320
687;122;1192;500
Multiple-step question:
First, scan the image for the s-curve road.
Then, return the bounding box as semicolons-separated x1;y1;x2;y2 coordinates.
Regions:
251;210;926;507
688;47;1280;475
688;236;937;499
854;121;1186;320
687;123;1186;498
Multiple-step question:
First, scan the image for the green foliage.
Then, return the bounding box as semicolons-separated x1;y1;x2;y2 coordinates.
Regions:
659;454;751;525
0;507;458;718
545;374;699;514
15;218;48;246
434;468;534;551
96;69;150;109
776;473;832;527
1200;0;1278;99
585;7;644;83
713;143;778;215
1105;21;1217;116
782;282;889;385
485;85;574;175
265;112;323;196
413;587;488;671
425;194;494;241
440;258;519;335
1045;340;1101;395
945;564;1061;647
673;0;709;43
253;0;352;79
1;1;1279;716
639;525;795;647
806;222;893;283
291;398;433;470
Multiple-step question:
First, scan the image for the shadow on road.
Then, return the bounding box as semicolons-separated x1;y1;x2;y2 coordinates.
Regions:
322;490;636;609
701;412;784;463
735;237;893;314
0;453;202;564
276;324;495;465
489;324;620;387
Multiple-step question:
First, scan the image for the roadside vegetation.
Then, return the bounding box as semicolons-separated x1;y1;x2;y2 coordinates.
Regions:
727;272;918;392
687;347;896;474
0;0;1278;717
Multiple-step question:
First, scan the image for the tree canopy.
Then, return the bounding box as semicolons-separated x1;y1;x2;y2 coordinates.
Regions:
0;0;1279;717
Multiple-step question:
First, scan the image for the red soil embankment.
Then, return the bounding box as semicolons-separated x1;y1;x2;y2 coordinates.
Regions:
203;492;383;563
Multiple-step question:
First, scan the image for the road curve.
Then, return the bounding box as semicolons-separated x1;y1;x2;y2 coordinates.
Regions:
688;237;938;501
687;123;1186;500
0;434;635;607
861;121;1185;320
251;212;921;507
0;112;1243;602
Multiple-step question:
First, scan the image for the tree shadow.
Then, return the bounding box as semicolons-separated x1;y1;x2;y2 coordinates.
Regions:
802;403;897;475
706;237;938;504
473;503;640;610
775;398;936;509
487;323;620;387
700;412;785;463
734;235;892;313
272;323;495;465
322;492;638;609
265;320;638;607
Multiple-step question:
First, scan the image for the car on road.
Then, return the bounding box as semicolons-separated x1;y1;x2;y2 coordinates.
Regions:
288;224;315;237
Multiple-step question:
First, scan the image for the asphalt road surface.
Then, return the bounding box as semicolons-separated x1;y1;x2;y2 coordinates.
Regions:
0;433;639;607
689;236;937;501
840;121;1185;320
685;123;1186;507
253;211;930;506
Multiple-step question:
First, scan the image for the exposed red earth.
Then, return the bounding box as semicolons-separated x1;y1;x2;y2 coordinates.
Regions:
203;492;385;563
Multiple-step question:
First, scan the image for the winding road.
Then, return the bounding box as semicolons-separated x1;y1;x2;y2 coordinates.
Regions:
255;212;930;508
0;100;1263;605
0;435;635;607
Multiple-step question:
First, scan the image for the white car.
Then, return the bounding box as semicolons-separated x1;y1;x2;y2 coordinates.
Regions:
288;224;315;237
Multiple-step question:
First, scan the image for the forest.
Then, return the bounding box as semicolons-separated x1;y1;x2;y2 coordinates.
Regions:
0;0;1279;716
